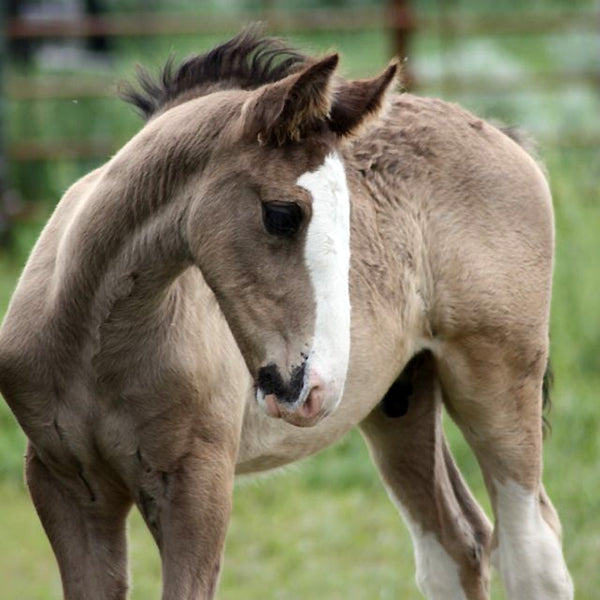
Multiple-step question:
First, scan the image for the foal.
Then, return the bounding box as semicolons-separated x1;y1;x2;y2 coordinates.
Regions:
0;31;572;599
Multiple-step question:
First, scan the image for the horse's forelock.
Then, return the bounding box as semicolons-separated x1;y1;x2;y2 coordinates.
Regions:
119;26;308;121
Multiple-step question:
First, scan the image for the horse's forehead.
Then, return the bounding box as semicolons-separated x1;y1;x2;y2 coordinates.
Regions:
236;139;335;192
159;93;336;191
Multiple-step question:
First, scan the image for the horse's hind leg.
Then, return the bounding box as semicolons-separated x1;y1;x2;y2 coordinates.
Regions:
25;443;131;600
360;351;492;600
437;336;573;599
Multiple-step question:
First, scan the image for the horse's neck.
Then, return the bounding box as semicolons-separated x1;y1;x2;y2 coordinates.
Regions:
48;162;191;376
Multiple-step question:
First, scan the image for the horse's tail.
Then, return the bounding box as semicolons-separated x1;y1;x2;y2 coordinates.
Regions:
542;359;553;438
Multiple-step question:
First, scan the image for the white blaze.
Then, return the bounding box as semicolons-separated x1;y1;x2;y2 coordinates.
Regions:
296;153;351;412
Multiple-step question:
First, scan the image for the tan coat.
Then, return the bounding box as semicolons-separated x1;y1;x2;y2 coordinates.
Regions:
0;30;572;600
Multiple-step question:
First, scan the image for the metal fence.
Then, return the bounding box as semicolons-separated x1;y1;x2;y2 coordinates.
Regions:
5;4;600;162
0;2;598;231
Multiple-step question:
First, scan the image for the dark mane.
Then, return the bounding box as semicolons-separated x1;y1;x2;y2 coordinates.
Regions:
120;26;307;120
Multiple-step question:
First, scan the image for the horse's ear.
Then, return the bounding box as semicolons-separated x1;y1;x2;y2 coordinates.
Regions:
329;60;399;138
245;54;339;145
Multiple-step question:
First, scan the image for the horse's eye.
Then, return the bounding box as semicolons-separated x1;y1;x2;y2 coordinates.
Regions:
262;202;303;238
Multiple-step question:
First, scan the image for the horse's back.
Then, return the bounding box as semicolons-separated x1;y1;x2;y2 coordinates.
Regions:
350;94;553;344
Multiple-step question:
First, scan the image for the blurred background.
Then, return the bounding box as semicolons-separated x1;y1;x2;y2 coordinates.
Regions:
0;1;598;598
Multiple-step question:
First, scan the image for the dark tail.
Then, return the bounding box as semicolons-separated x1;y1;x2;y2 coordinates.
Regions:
542;359;553;438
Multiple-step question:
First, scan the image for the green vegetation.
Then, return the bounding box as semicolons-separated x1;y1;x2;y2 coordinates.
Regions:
1;8;599;599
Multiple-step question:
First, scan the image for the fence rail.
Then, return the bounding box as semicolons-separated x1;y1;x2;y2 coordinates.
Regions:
9;76;115;101
6;8;600;39
9;67;600;102
4;7;600;166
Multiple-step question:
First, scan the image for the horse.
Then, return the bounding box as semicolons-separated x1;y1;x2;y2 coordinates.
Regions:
0;29;573;599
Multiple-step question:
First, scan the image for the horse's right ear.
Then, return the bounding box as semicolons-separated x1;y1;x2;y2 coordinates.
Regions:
243;54;339;145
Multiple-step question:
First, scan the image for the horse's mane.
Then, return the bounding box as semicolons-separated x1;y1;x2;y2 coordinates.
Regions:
120;26;308;120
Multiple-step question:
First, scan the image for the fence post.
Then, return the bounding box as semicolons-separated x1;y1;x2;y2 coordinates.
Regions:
389;0;415;89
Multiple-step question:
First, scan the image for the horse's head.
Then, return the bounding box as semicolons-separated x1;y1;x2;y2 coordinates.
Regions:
182;50;397;426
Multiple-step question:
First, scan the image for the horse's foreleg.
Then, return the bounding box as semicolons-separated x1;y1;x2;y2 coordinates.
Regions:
437;337;573;600
360;352;492;600
135;436;236;600
25;443;131;600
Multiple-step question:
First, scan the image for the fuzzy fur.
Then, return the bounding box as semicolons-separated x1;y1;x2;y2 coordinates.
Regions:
0;31;571;600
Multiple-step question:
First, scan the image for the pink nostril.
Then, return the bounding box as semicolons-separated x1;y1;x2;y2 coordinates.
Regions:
297;385;325;420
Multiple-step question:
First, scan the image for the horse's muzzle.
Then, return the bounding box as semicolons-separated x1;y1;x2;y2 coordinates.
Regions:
256;364;333;427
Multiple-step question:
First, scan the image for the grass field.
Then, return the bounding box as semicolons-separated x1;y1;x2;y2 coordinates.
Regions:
1;10;600;599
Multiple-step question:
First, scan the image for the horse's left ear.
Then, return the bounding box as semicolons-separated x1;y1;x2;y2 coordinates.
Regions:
329;60;399;138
